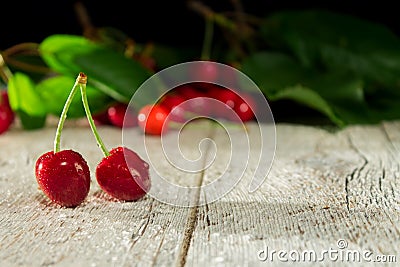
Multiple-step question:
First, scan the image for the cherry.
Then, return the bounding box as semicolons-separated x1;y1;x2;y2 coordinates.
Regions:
0;90;14;134
159;93;185;111
1;90;11;107
35;73;91;207
92;110;110;126
96;146;150;201
210;87;238;110
208;87;240;120
35;150;91;207
175;84;202;99
234;93;257;122
107;102;137;128
137;104;170;135
159;93;186;123
176;84;209;116
78;73;151;202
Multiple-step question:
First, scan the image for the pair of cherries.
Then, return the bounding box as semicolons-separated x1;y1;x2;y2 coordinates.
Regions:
35;73;151;208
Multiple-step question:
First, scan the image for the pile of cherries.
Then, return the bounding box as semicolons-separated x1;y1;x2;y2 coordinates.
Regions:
94;82;257;136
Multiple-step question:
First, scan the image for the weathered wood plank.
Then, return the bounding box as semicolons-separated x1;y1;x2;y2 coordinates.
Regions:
0;121;212;267
1;121;400;266
185;123;400;266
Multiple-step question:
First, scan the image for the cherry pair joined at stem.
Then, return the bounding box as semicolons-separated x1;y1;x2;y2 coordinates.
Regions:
35;73;150;208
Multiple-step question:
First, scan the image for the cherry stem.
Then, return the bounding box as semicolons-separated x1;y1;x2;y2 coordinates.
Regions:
0;53;13;84
54;74;81;153
79;74;110;157
201;17;214;60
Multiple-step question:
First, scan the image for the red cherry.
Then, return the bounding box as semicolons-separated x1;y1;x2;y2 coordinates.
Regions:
211;88;238;109
188;61;219;82
234;93;257;122
159;94;187;122
202;83;223;96
96;146;151;201
1;90;10;107
137;104;170;135
175;84;201;99
107;103;137;128
35;150;91;207
159;94;185;111
190;82;216;92
176;85;209;116
209;87;240;120
0;90;14;134
92;110;110;126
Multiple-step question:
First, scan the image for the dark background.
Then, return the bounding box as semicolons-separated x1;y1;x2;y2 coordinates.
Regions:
1;0;399;124
1;1;400;51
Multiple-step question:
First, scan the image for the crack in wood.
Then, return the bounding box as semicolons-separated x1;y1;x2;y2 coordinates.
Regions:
380;123;400;156
150;216;171;267
120;199;155;267
176;125;216;267
345;133;369;212
131;199;155;241
379;168;385;193
345;173;351;212
204;195;211;242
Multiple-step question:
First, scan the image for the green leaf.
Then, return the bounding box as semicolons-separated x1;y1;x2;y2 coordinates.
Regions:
7;72;47;129
17;111;46;130
39;34;155;104
240;51;374;126
239;51;309;94
260;10;400;88
39;34;96;75
305;72;371;124
269;85;345;127
73;48;154;104
8;73;46;116
35;75;112;118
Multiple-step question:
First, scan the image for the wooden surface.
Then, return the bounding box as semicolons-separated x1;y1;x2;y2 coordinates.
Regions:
1;120;400;266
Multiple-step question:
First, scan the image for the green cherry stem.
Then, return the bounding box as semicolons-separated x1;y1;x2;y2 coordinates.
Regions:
79;73;110;157
200;17;214;61
53;74;81;153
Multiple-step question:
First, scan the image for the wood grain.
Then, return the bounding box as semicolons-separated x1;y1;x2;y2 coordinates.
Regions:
185;123;400;267
1;121;400;266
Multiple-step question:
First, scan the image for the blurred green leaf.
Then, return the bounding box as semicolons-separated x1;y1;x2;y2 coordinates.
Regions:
39;34;154;104
39;34;95;75
35;75;112;118
240;51;377;126
260;10;400;89
7;72;46;129
269;85;345;127
239;51;309;94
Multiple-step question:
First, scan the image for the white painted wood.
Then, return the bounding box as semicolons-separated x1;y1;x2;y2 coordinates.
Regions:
1;120;400;266
0;120;211;267
186;123;400;267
